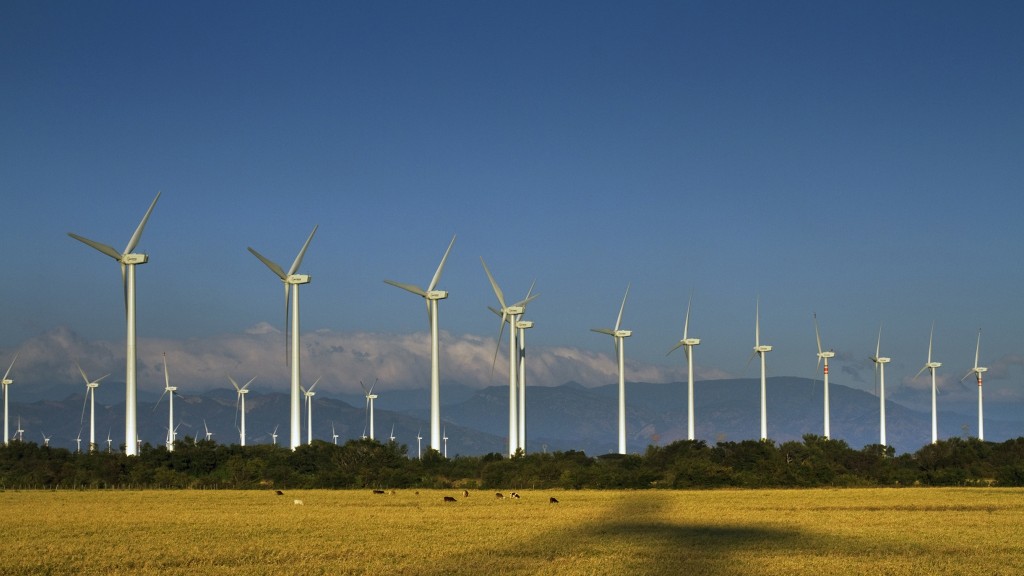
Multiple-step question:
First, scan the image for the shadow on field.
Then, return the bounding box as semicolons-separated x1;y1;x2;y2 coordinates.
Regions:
414;495;822;575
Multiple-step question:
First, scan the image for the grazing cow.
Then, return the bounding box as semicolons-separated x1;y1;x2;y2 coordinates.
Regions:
549;497;559;504
495;492;505;499
293;499;304;505
388;490;396;495
443;496;457;503
463;489;470;497
275;490;284;496
372;489;386;495
510;492;521;499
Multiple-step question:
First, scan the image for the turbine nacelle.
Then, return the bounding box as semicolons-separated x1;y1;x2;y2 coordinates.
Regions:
681;337;701;346
817;351;835;359
121;253;148;265
871;356;891;364
1;379;11;386
754;345;773;353
238;389;250;395
426;289;448;300
286;274;311;285
516;320;534;329
926;362;942;369
614;330;633;338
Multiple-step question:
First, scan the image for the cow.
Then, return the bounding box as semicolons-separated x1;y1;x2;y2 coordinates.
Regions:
372;489;386;495
549;497;559;504
293;499;304;505
495;492;505;499
443;496;457;503
463;489;470;497
510;492;521;499
275;490;284;496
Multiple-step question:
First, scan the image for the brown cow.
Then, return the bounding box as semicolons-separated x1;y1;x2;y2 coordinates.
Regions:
443;496;457;502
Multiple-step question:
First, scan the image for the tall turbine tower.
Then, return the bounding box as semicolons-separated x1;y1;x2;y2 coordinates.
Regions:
869;326;891;447
229;376;255;446
248;225;318;451
301;377;321;445
68;191;160;456
361;379;378;440
591;284;632;455
961;330;988;441
814;314;835;439
76;362;109;452
750;299;773;441
667;294;700;441
481;258;537;456
913;323;942;444
2;353;20;446
516;312;534;453
385;235;456;453
154;353;177;452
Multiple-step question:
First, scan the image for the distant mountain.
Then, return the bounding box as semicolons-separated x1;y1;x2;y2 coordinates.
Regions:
6;377;1021;455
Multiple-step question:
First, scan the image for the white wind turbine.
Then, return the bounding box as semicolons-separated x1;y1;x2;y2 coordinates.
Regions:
229;376;255;446
203;419;213;442
481;258;538;456
385;234;456;453
248;225;318;451
270;425;279;446
416;428;422;459
74;427;82;453
747;298;773;441
667;294;700;441
106;429;113;453
69;191;160;456
813;314;835;439
361;379;378;440
961;329;988;441
442;426;448;459
389;423;396;443
869;326;891;447
13;415;24;442
591;284;632;455
331;422;339;445
41;432;51;447
2;353;20;446
76;362;109;452
153;353;178;452
301;376;321;445
913;323;942;444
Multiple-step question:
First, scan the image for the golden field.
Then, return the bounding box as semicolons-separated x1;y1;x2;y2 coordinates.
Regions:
3;488;1022;575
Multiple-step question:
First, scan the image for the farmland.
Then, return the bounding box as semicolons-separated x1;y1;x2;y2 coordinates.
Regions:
3;488;1022;575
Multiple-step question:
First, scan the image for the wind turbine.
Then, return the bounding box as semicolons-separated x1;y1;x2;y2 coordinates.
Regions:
301;376;321;445
385;234;456;453
248;224;318;451
270;425;279;446
442;426;448;459
154;353;177;452
75;428;82;453
913;323;942;444
481;258;538;456
389;423;396;443
747;298;773;441
416;428;422;459
41;432;50;447
203;419;213;442
2;353;19;446
961;329;988;441
69;191;160;456
869;326;891;447
813;314;835;439
229;376;255;446
591;284;632;455
106;429;112;453
331;422;339;445
76;362;109;452
361;379;378;440
667;294;700;441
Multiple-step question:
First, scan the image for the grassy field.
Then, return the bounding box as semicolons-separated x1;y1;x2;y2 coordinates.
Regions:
3;487;1022;575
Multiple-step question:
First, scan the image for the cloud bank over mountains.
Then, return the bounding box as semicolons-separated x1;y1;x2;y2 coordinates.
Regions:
4;325;704;397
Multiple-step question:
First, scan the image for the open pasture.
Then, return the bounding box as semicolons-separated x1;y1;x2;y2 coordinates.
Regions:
3;488;1023;575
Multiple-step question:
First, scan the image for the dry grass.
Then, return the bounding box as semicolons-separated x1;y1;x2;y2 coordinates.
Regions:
4;488;1023;575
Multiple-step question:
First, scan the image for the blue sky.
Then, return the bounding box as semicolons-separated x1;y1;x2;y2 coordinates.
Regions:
2;2;1023;419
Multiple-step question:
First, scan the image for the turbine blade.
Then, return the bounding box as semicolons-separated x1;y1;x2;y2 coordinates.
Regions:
228;376;241;392
284;284;291;366
287;224;318;276
876;325;882;359
490;314;509;378
80;389;89;425
384;279;428;297
427;234;456;292
974;329;982;370
927;322;935;364
360;380;368;394
248;247;287;280
614;284;630;332
479;257;507;310
369;378;377;394
242;376;256;391
667;341;684;356
814;313;823;356
683;293;692;340
121;263;127;318
68;233;122;261
742;351;756;377
124;191;161;254
162;353;170;390
2;353;18;382
755;298;760;347
153;388;169;412
591;328;615;336
515;292;540;308
95;373;110;383
76;361;90;386
913;365;929;381
308;377;321;393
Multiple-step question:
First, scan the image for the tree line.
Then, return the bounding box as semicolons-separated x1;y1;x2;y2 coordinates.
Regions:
2;435;1024;490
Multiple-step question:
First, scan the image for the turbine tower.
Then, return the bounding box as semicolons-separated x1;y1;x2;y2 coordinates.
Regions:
69;191;160;456
384;234;456;453
516;313;534;453
869;326;891;447
361;379;378;440
154;353;177;452
229;376;255;446
667;294;700;441
248;224;318;451
416;428;422;459
481;259;537;456
591;284;632;455
961;329;988;441
750;299;773;441
76;362;109;452
301;376;321;445
814;314;835;439
913;323;942;444
2;353;20;446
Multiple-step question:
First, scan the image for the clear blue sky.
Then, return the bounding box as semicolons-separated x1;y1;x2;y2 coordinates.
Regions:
2;2;1022;418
